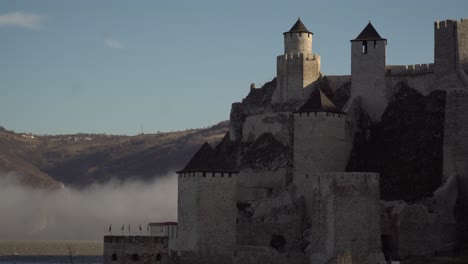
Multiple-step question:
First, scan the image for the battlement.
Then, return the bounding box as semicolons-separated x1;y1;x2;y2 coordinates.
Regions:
435;18;468;29
294;111;345;118
278;53;320;61
104;235;168;244
386;64;434;76
178;171;238;182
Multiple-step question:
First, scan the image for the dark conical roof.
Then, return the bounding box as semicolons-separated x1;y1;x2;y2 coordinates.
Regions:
284;18;312;35
297;88;343;114
178;142;215;173
352;22;385;41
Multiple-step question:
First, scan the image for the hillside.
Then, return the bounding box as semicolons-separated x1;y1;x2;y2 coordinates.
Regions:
0;121;229;188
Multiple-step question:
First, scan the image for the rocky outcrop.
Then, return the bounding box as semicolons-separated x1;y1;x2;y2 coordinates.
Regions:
347;82;446;201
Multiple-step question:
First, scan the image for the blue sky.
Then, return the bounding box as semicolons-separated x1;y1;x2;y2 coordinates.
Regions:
1;0;467;135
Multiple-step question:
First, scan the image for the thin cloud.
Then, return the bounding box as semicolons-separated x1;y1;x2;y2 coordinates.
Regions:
0;11;43;29
104;38;125;49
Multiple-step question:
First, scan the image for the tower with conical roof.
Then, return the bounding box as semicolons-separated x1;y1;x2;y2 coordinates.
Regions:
350;21;388;120
272;18;321;103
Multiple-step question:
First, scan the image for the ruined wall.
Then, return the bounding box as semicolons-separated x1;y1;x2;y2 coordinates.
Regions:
295;172;383;264
443;89;468;192
293;112;349;177
351;39;387;120
178;172;237;256
241;112;293;146
381;201;456;259
104;236;169;264
273;53;321;103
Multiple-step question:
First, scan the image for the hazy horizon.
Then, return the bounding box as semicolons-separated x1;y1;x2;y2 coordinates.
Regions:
0;172;177;241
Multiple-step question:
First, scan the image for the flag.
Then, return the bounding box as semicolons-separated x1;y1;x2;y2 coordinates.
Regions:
139;224;142;231
121;224;124;231
108;224;112;233
128;224;130;233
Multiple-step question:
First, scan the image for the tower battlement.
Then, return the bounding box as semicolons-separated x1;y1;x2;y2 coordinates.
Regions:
294;111;345;118
278;53;320;61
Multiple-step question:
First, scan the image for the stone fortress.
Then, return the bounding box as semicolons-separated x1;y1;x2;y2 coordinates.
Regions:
104;18;468;264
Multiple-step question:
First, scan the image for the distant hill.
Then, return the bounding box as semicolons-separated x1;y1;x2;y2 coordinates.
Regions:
0;121;229;188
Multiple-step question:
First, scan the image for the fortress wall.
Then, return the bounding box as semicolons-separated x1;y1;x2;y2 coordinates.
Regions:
434;20;457;77
457;19;468;73
386;64;434;76
324;75;351;92
237;169;290;190
197;173;237;255
234;246;307;264
293;112;349;177
177;173;200;252
443;89;468;193
273;53;320;103
242;112;293;145
385;72;435;96
177;172;237;255
294;172;382;264
103;236;169;264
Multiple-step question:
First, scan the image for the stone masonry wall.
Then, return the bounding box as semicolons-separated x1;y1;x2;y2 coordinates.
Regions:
443;89;468;193
273;53;320;103
104;236;169;264
284;32;312;54
293;112;349;176
351;39;388;120
295;172;383;264
457;19;468;73
178;172;237;256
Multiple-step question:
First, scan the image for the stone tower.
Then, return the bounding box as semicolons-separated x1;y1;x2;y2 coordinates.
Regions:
293;88;348;178
434;19;468;80
350;22;387;120
176;142;237;261
272;18;321;103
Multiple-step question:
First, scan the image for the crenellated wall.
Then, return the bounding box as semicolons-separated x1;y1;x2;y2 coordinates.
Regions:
273;53;321;103
294;172;383;264
103;236;169;264
284;32;312;54
293;112;349;176
177;172;237;257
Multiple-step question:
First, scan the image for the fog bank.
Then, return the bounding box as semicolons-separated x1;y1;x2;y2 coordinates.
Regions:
0;173;177;240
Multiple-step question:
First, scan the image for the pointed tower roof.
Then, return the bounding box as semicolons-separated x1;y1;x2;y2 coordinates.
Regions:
178;142;215;173
352;21;386;41
284;17;313;35
297;88;343;114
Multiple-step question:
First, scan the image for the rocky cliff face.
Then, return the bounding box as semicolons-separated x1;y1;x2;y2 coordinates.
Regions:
347;82;446;201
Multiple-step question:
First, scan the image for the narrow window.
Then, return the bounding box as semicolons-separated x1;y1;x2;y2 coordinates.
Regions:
362;41;368;54
111;253;117;261
374;40;377;48
202;172;206;177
